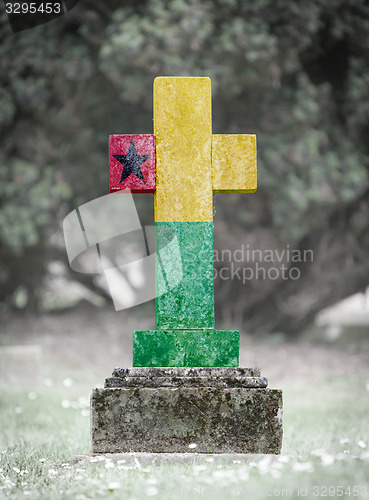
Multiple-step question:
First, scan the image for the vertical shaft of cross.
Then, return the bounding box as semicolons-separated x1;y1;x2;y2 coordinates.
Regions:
153;77;215;330
132;76;256;367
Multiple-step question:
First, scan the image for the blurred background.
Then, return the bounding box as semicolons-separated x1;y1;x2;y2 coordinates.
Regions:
1;0;369;385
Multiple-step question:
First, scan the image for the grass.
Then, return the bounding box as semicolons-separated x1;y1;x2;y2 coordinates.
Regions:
0;377;369;499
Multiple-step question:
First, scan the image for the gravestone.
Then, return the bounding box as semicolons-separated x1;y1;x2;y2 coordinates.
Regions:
91;77;283;453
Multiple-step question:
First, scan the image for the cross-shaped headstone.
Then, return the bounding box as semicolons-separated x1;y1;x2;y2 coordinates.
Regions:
109;77;256;367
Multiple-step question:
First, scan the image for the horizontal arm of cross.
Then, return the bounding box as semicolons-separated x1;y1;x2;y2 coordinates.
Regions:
109;77;257;222
212;134;257;193
109;132;256;194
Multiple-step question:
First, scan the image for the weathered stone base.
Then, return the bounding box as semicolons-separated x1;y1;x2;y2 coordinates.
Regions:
91;368;283;454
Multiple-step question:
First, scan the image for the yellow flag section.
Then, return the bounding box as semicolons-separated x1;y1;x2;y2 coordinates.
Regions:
153;77;212;222
212;134;257;193
153;77;257;223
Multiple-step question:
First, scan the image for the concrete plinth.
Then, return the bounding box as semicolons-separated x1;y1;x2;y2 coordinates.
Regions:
91;368;283;454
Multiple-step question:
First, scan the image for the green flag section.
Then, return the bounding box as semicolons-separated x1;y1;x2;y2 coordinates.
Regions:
130;221;240;367
132;329;239;367
155;221;214;330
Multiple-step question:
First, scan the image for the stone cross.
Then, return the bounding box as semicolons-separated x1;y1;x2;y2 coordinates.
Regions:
109;77;257;367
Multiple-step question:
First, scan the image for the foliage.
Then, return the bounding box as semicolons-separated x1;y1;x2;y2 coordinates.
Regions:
0;0;369;332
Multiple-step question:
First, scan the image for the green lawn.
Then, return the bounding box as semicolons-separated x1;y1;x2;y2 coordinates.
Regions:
1;377;368;499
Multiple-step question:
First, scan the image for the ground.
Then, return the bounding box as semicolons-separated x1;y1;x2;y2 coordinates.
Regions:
0;304;369;499
1;303;368;386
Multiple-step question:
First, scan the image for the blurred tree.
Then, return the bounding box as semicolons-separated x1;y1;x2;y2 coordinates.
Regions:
0;0;368;334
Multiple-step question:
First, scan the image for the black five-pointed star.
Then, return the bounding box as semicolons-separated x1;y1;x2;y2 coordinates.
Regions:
113;139;151;184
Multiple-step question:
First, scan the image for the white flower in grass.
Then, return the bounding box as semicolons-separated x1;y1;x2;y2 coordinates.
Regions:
39;459;46;463
27;392;37;400
48;469;58;477
292;462;314;472
366;382;369;391
117;465;130;470
238;467;249;481
358;440;367;449
311;449;325;457
193;464;207;472
4;477;14;487
188;443;197;449
24;491;31;496
63;378;73;387
108;482;121;491
146;477;158;485
116;459;126;464
336;453;349;460
256;455;272;474
78;396;89;408
61;400;70;409
321;454;335;466
214;469;238;481
212;469;227;479
201;475;214;485
90;458;99;463
272;461;283;470
206;457;214;463
339;438;349;444
104;462;114;469
146;486;158;496
271;468;281;479
81;410;89;417
13;467;20;474
15;407;22;414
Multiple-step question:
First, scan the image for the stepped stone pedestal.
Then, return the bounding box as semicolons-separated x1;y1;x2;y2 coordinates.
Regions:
91;367;283;454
